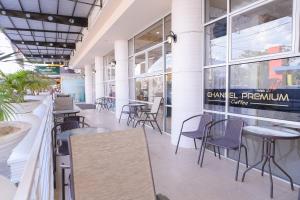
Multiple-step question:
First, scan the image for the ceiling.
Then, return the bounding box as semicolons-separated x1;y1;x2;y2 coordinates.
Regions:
0;0;101;65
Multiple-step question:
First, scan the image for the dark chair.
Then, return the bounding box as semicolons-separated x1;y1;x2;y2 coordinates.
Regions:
51;121;79;189
175;114;213;159
118;103;136;125
63;116;90;128
134;97;163;134
199;119;248;181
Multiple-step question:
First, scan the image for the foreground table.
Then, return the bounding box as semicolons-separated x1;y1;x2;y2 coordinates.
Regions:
242;126;300;198
57;127;109;155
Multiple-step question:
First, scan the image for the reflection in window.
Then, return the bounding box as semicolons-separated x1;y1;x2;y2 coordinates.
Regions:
165;43;172;72
230;0;259;11
135;54;146;76
205;18;227;65
128;57;134;78
148;47;163;74
164;14;171;39
135;76;163;102
166;74;172;105
204;66;226;111
205;0;227;22
231;0;293;60
134;20;163;53
105;82;115;98
165;106;172;133
129;78;135;100
229;57;300;121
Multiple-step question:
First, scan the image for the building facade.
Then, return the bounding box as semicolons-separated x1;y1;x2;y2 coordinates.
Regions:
70;0;300;184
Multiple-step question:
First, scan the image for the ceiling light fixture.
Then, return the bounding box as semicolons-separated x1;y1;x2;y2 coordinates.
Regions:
25;13;31;18
110;60;116;66
63;44;67;48
49;43;53;46
36;42;39;45
69;18;75;24
166;31;177;44
1;10;6;15
48;16;53;21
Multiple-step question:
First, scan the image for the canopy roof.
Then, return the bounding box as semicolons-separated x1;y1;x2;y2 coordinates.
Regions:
0;0;101;65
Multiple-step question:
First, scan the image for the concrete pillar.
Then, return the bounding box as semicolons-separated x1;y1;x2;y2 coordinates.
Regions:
171;0;203;147
95;56;105;99
114;40;129;119
84;64;93;104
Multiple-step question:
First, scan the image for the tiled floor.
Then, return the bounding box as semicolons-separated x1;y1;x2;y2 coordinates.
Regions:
55;109;299;200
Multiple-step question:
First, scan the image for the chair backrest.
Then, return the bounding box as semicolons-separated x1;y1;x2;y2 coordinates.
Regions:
224;119;244;144
197;114;213;136
69;128;156;200
59;121;79;132
151;97;163;114
54;96;74;111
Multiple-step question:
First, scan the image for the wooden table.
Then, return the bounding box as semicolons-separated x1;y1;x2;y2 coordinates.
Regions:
242;126;300;198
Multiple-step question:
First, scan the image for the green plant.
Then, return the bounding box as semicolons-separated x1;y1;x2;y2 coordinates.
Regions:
0;90;14;121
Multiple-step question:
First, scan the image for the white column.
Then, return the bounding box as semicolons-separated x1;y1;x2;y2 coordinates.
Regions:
84;64;93;104
114;40;129;119
171;0;203;147
95;56;104;99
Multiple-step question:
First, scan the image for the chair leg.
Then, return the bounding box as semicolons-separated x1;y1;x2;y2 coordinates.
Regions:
193;139;197;150
198;138;205;164
149;121;155;130
175;133;182;154
62;165;65;200
213;146;217;157
217;146;221;159
235;145;242;181
118;112;122;123
154;120;162;135
200;137;208;167
242;145;249;168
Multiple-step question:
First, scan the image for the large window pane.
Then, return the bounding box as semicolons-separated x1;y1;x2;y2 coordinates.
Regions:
128;57;134;78
134;20;163;53
230;0;259;11
229;57;300;121
166;74;172;105
165;43;172;72
164;14;171;39
205;0;227;22
165;106;172;133
135;53;146;76
105;81;115;98
148;47;163;75
129;78;135;100
205;18;227;65
231;0;293;60
135;76;163;102
204;66;226;111
128;38;134;56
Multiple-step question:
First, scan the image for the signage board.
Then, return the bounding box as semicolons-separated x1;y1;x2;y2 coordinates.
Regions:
205;89;300;113
35;66;60;75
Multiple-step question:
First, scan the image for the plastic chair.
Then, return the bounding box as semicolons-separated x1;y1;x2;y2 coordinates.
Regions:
199;118;248;181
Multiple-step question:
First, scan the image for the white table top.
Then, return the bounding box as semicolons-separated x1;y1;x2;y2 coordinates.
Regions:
243;126;300;139
276;123;300;131
53;109;80;115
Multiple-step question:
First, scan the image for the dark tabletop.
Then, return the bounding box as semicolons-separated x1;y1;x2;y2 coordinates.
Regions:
53;109;80;115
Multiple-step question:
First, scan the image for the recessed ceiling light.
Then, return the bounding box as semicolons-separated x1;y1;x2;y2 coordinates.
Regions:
61;56;64;58
41;55;43;58
1;10;6;15
49;43;53;46
63;44;67;48
36;42;39;45
69;18;75;24
156;31;160;35
51;55;54;58
21;41;25;44
25;13;31;18
48;16;53;21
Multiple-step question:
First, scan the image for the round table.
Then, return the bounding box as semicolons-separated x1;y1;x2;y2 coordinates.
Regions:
57;127;109;155
127;103;147;125
242;126;300;198
53;109;80;116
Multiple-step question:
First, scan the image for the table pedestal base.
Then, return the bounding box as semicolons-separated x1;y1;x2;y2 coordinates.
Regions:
241;139;294;198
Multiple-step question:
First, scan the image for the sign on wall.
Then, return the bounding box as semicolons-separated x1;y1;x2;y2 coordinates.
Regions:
205;89;300;113
35;66;60;75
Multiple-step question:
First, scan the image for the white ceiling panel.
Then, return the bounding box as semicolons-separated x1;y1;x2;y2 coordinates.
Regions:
28;20;44;30
21;35;34;41
40;0;59;14
58;0;75;16
1;0;21;10
43;22;57;31
7;33;22;40
69;26;81;32
74;3;91;17
20;0;40;12
57;24;69;32
0;16;14;28
10;17;29;29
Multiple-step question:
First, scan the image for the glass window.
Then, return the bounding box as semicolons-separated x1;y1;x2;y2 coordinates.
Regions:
135;53;146;76
135;76;163;102
128;57;134;78
229;57;300;121
230;0;259;11
129;78;135;100
205;18;227;65
165;43;172;72
231;0;293;60
204;66;226;111
166;74;172;105
134;20;163;53
148;47;163;75
165;106;172;133
128;38;134;56
164;14;172;39
105;81;115;98
205;0;227;22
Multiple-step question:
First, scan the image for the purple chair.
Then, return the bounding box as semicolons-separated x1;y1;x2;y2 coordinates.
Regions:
175;114;213;160
199;119;248;181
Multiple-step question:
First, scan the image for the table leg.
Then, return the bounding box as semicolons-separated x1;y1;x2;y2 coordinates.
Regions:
242;139;265;182
270;140;294;191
